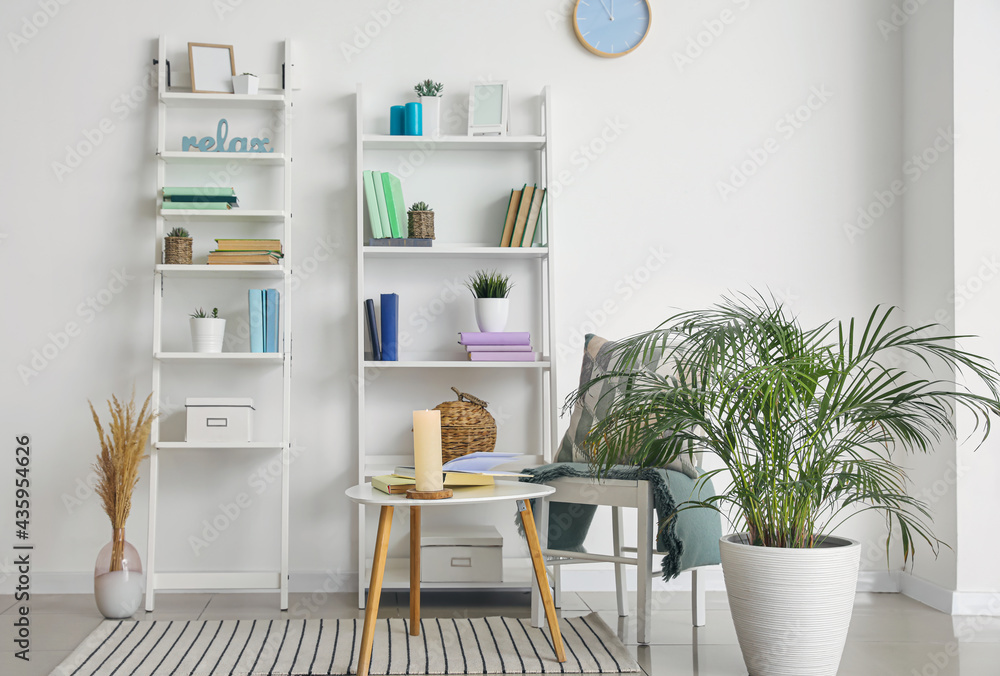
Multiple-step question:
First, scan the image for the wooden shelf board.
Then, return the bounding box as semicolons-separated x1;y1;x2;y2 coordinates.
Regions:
363;246;547;260
161;92;286;109
155;264;286;278
159;151;286;165
363;135;546;151
161;209;286;222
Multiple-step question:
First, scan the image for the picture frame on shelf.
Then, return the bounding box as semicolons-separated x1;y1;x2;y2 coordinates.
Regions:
188;42;236;93
468;81;509;136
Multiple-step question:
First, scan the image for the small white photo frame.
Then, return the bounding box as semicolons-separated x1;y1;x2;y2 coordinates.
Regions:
468;81;509;136
188;43;236;94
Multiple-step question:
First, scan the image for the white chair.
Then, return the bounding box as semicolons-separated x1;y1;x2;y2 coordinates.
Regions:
530;473;707;645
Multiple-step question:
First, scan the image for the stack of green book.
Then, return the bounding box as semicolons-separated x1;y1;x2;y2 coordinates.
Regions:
162;186;239;210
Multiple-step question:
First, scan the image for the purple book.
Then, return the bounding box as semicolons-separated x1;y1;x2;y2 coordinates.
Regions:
468;351;538;362
466;344;533;352
459;331;530;346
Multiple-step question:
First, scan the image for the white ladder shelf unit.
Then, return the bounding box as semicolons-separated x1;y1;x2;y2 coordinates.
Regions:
146;36;295;611
353;83;558;607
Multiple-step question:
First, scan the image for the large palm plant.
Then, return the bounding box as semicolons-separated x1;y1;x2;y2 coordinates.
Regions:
570;294;1000;560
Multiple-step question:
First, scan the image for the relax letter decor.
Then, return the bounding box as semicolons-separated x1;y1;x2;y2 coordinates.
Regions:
182;119;272;153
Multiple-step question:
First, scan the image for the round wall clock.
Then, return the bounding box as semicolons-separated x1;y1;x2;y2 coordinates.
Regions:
573;0;651;58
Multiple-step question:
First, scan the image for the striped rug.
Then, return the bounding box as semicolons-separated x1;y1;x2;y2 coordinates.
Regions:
51;613;638;675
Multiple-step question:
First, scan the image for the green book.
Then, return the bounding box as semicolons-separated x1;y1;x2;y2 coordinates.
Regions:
385;172;407;238
162;201;230;210
372;171;392;238
163;186;236;197
362;170;384;239
380;172;405;238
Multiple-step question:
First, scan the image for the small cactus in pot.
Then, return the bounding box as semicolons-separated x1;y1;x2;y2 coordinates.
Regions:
407;201;435;239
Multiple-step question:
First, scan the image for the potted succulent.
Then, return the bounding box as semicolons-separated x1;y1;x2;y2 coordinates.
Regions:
190;307;225;353
164;226;192;265
233;72;259;95
570;294;1000;676
465;270;513;333
407;201;435;239
414;79;444;138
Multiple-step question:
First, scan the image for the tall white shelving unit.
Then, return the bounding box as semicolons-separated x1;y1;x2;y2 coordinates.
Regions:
354;84;557;607
146;36;295;611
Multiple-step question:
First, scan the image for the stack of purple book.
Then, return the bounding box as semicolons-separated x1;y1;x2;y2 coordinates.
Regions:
458;332;537;361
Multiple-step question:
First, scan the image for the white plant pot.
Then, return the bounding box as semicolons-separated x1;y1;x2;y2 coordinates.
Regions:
474;298;509;333
720;533;861;676
232;74;259;95
190;317;226;353
420;95;441;138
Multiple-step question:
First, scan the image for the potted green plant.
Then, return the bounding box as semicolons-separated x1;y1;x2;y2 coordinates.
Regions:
407;201;435;239
190;307;225;353
465;270;513;333
233;72;259;95
569;294;1000;676
414;79;443;137
164;226;192;265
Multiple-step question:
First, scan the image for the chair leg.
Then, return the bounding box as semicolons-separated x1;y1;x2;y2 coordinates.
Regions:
636;485;653;645
691;568;706;627
611;505;628;618
553;564;562;608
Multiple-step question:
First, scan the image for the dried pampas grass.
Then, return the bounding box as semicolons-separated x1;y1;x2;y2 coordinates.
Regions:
89;390;156;571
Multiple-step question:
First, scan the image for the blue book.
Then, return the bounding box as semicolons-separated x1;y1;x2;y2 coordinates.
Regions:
365;298;381;361
265;289;279;353
248;289;264;353
380;293;399;361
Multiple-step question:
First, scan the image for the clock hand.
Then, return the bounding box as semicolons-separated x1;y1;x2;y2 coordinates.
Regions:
599;0;613;19
611;0;614;20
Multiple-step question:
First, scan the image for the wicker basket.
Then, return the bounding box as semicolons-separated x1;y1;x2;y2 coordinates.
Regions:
408;211;435;239
164;236;193;265
434;387;497;462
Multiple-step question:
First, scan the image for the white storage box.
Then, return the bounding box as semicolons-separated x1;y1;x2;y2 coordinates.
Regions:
421;525;503;583
185;398;254;443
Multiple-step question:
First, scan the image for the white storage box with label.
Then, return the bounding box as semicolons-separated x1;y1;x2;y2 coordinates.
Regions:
185;398;254;443
421;525;503;583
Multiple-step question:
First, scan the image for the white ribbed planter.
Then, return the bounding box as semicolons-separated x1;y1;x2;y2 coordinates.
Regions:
190;317;226;353
720;533;861;676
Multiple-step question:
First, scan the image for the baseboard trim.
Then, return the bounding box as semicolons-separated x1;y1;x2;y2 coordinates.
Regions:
900;573;956;614
952;591;1000;616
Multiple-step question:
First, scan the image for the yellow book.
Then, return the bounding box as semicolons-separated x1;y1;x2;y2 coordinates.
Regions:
372;475;415;494
391;468;496;487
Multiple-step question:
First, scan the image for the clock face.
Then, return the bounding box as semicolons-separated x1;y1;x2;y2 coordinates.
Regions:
573;0;651;58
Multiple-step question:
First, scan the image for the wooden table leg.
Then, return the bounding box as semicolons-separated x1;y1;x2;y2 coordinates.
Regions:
518;498;566;663
358;505;393;676
409;505;421;636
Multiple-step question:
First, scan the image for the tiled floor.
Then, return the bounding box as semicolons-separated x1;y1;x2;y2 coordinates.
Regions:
2;590;998;675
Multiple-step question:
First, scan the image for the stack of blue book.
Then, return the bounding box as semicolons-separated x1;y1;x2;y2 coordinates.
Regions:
249;289;280;353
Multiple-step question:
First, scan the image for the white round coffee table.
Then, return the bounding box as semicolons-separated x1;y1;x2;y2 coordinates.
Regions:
346;480;562;676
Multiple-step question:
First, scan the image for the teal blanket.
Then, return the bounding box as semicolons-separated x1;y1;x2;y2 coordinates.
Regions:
519;463;721;580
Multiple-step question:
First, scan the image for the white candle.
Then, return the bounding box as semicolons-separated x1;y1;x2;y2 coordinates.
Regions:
413;410;444;492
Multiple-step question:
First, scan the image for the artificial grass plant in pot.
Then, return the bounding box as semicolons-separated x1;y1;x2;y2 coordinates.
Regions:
466;269;513;333
568;294;1000;676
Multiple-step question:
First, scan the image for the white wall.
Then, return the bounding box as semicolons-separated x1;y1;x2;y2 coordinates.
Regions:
900;0;958;595
954;0;1000;600
0;0;929;593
